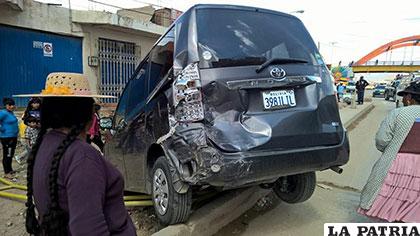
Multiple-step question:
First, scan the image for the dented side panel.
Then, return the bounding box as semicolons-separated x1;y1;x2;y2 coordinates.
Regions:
154;62;348;189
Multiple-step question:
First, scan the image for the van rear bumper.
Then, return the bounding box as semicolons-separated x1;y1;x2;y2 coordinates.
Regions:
200;131;350;188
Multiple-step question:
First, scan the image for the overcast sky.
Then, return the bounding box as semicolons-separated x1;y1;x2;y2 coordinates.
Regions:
37;0;420;67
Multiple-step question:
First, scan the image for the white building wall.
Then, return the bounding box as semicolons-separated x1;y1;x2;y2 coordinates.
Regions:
80;24;159;93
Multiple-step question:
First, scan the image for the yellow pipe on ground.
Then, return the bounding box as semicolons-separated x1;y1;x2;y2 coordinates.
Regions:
0;191;27;201
0;177;153;206
124;200;153;207
0;177;27;191
0;186;13;191
11;184;27;191
0;188;153;206
0;177;14;185
123;195;151;201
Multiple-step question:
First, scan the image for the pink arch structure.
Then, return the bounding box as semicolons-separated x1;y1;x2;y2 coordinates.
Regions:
354;35;420;65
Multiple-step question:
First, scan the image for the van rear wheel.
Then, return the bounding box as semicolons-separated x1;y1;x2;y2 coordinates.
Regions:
273;172;316;204
152;157;192;225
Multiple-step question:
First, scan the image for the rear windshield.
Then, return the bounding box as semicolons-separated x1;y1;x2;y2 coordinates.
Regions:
376;85;386;89
196;8;323;68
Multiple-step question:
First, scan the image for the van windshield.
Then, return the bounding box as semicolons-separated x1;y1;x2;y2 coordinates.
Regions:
196;8;322;69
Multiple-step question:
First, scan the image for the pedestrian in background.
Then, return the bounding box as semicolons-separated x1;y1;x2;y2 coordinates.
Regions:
0;97;18;179
87;103;104;152
359;81;420;222
356;76;369;104
22;97;41;125
336;83;345;102
16;73;135;235
15;116;39;165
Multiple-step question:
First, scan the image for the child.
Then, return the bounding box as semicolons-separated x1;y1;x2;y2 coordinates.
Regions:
15;116;39;164
336;83;345;102
22;97;41;125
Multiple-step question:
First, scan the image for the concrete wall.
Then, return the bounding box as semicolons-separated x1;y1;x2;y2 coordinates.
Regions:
0;0;23;11
0;0;78;37
0;0;165;95
117;5;155;23
80;24;159;92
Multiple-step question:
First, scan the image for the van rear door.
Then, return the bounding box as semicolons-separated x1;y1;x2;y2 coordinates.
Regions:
194;7;343;152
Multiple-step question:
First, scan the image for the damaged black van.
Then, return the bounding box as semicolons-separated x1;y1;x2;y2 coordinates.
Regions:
103;4;349;225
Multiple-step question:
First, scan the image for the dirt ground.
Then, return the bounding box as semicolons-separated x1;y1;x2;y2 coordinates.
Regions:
0;145;160;236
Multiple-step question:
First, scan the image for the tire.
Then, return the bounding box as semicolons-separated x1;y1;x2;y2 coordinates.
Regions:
384;92;389;100
152;157;192;226
273;172;316;204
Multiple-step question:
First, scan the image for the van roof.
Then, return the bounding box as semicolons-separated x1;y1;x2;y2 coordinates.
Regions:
188;4;299;20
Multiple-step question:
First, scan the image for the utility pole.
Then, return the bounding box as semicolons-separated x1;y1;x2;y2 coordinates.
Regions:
329;42;338;66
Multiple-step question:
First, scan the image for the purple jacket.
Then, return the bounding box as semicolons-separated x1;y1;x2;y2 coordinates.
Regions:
33;130;136;235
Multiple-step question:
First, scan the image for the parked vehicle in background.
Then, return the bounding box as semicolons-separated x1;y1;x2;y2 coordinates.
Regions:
346;81;356;93
365;84;375;90
101;4;350;225
372;85;386;97
384;80;400;101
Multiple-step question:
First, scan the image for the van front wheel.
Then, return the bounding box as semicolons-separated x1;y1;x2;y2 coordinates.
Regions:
152;157;192;225
273;172;316;204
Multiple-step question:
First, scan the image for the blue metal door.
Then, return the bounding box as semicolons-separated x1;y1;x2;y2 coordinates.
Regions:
0;25;83;107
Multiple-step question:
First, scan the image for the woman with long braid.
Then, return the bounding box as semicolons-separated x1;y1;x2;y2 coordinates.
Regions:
15;73;136;235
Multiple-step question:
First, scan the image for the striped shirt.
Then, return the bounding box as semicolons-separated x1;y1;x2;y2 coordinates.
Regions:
360;105;420;210
24;126;39;147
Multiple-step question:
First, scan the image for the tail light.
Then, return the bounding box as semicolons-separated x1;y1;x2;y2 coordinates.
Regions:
173;63;204;122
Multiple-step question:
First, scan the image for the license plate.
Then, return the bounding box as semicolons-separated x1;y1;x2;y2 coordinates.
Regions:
262;90;296;110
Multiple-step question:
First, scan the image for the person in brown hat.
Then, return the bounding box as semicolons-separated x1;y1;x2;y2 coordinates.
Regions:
397;81;420;106
15;73;136;235
358;80;420;222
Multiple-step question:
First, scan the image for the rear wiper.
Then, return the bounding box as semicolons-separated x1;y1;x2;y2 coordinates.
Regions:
255;58;308;73
213;56;265;67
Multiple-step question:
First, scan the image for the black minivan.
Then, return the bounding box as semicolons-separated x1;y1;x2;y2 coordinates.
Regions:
103;4;349;225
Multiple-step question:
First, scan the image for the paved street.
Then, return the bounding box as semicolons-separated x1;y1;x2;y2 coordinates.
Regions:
216;98;396;236
318;98;395;191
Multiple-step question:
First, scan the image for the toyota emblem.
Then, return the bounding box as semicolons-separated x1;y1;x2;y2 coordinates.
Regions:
270;67;286;79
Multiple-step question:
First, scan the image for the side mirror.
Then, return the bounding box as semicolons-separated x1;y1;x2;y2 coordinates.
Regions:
100;117;113;130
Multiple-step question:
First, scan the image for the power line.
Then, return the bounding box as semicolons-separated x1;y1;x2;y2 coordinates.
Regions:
86;0;178;21
130;0;167;9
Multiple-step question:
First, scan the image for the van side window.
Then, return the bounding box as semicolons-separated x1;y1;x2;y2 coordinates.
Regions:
126;58;149;120
149;27;174;93
114;80;131;126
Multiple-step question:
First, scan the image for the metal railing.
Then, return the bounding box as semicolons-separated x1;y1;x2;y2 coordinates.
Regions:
363;61;420;66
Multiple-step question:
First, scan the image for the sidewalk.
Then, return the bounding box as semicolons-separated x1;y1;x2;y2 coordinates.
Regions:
339;102;374;129
318;101;387;191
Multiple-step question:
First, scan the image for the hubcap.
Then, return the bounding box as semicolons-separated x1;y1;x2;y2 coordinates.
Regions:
153;168;169;215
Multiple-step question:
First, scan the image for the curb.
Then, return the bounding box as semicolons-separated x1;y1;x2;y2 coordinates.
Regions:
343;103;374;129
152;187;270;236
